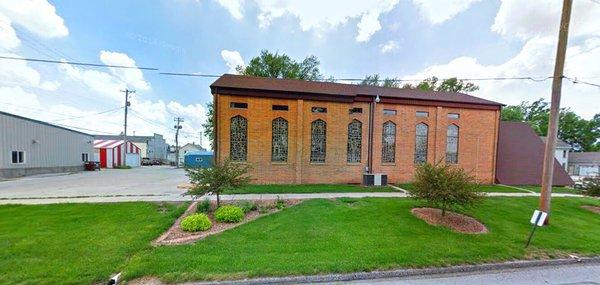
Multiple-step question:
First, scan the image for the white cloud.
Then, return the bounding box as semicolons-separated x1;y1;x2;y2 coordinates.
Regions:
0;86;41;108
59;62;126;102
379;40;398;53
412;0;481;25
492;0;600;40
0;13;20;51
215;0;245;20
0;0;68;38
99;50;151;91
403;36;600;119
220;50;244;73
216;0;399;42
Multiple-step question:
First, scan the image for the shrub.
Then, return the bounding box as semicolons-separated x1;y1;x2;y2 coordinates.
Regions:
276;196;286;209
408;161;484;216
215;205;244;223
197;198;212;213
180;213;212;232
583;176;600;197
236;200;257;213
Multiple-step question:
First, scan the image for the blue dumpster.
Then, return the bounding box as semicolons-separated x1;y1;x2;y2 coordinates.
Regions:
184;150;214;168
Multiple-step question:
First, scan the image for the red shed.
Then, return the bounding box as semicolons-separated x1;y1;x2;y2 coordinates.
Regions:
93;139;141;168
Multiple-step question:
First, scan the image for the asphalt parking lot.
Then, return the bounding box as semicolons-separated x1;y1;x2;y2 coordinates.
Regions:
0;166;188;202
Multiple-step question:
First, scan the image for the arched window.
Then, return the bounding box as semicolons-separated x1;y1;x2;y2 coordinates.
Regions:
446;124;459;164
310;119;327;163
415;123;428;164
230;115;247;161
382;121;396;163
347;119;362;163
271;117;288;162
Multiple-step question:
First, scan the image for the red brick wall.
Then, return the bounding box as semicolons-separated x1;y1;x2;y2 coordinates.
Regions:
216;94;499;184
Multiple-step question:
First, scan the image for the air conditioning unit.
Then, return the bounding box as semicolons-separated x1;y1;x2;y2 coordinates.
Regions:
363;173;387;186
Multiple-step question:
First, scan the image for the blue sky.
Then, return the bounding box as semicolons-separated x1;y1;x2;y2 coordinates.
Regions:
1;0;599;148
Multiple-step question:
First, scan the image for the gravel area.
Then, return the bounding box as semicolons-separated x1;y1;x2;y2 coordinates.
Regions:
411;208;488;234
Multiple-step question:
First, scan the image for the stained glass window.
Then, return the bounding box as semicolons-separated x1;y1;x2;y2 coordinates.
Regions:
446;124;459;164
415;123;428;164
230;115;247;161
347;119;362;163
382;121;396;163
310;119;327;163
271;117;288;162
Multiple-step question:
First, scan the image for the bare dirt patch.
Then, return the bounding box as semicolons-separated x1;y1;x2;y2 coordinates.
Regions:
154;199;301;245
411;207;488;234
582;205;600;214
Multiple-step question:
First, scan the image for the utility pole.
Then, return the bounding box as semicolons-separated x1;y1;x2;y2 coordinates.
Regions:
121;89;135;166
174;117;184;168
540;0;572;224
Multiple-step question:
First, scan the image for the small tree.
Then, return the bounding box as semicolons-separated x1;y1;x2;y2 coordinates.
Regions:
408;161;483;216
582;176;600;197
185;159;251;206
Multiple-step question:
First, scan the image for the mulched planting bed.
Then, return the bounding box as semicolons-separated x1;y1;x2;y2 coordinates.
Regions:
582;205;600;214
154;199;300;245
411;207;488;234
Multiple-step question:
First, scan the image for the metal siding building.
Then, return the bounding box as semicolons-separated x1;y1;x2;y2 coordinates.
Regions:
0;111;94;178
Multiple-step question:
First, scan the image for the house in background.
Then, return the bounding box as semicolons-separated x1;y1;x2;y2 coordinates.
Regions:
177;143;206;166
569;152;600;177
94;133;169;162
0;111;93;178
540;136;571;171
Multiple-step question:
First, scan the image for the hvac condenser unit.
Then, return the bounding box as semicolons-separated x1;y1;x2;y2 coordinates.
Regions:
362;173;388;186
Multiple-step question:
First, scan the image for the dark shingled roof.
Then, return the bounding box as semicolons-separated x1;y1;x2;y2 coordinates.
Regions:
496;121;573;186
210;74;504;107
569;152;600;164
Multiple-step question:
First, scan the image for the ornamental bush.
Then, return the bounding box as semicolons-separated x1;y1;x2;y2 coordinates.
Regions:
583;176;600;197
408;161;484;216
215;205;244;223
180;213;212;232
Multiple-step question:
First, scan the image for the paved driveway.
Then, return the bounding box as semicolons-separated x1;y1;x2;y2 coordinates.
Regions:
0;166;188;201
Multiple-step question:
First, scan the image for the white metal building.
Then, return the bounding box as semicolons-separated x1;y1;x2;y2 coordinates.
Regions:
0;111;94;178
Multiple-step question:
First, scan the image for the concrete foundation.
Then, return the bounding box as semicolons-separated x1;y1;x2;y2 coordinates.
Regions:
0;166;84;179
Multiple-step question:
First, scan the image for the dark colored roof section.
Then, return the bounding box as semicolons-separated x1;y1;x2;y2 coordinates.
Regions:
496;122;573;186
540;136;571;148
93;134;152;143
569;152;600;164
210;74;504;108
0;110;92;137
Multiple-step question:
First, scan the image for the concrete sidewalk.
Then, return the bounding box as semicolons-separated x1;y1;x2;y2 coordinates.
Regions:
0;191;585;205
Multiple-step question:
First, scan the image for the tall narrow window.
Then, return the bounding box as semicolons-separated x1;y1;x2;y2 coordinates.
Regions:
414;123;428;164
271;117;288;162
310;119;327;163
382;121;396;163
446;124;459;164
230;115;248;161
347;119;362;163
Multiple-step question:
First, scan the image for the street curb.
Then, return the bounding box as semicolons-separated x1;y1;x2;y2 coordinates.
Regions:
185;257;600;284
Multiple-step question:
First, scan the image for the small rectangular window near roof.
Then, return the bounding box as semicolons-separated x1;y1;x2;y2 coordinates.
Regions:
230;102;248;109
349;107;363;114
383;109;397;115
311;107;327;113
416;111;429;117
272;105;289;111
448;113;460;119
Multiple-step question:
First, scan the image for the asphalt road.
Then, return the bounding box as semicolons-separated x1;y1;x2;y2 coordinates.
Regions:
0;166;188;200
328;263;600;285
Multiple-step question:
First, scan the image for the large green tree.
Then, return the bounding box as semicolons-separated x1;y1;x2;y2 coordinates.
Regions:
205;50;325;150
501;98;600;151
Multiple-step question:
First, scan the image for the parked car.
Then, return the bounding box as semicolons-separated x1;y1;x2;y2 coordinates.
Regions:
141;158;152;166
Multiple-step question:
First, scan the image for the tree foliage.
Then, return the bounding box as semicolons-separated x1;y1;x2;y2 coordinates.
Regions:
500;98;600;151
408;161;484;216
202;101;215;150
185;159;251;206
236;50;323;80
360;74;479;93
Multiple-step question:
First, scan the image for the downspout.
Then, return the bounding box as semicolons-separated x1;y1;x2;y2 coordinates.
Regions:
367;95;379;173
212;88;219;163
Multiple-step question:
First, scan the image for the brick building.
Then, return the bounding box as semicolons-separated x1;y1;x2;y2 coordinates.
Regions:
210;74;503;185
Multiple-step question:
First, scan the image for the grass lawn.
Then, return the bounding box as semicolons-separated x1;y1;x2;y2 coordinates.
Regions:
123;197;600;283
223;184;398;194
0;202;186;284
518;185;583;194
396;183;530;193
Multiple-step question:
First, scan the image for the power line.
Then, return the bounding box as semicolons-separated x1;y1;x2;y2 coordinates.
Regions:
159;72;220;78
565;76;600;88
0;55;158;70
51;106;124;122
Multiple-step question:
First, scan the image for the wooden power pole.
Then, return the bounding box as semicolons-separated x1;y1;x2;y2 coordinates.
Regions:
120;89;135;166
174;117;184;168
540;0;573;223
